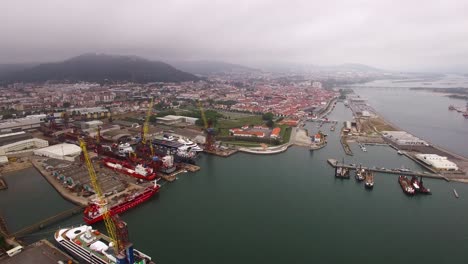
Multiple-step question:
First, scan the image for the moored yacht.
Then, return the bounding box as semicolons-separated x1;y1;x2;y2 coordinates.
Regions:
177;137;203;152
55;224;154;264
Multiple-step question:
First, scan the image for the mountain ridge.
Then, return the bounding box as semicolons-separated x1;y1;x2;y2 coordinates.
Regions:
0;54;200;84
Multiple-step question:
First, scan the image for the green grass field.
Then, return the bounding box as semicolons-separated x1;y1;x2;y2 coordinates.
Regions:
217;115;264;136
279;125;292;143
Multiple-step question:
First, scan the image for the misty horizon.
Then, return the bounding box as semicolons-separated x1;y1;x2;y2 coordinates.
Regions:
1;0;468;73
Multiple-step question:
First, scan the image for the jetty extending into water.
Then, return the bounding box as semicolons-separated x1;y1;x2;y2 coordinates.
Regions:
9;205;85;238
327;159;449;181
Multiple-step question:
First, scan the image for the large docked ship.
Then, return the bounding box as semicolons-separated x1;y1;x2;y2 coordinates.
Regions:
152;138;198;164
411;176;431;194
398;175;415;195
177;137;203;152
102;158;157;181
84;181;160;224
55;225;154;264
363;169;374;189
355;166;365;181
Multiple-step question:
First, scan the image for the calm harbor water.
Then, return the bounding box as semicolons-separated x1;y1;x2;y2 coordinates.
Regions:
3;102;468;264
353;86;468;158
0;167;75;232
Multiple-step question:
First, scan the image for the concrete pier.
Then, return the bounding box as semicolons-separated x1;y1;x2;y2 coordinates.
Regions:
203;148;238;157
9;205;85;238
31;159;88;206
327;158;449;181
0;239;77;264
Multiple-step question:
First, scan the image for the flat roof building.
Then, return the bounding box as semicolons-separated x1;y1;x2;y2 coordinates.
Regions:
156;115;198;126
382;131;428;146
415;154;458;171
0;114;46;132
34;143;81;161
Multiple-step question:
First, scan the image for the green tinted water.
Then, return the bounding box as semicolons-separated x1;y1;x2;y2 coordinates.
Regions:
4;103;468;264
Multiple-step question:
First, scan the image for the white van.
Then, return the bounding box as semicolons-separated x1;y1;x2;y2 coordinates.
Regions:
6;245;23;257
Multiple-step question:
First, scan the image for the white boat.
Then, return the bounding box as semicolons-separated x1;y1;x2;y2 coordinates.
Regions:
162;134;175;141
117;143;134;156
55;225;154;264
177;138;203;152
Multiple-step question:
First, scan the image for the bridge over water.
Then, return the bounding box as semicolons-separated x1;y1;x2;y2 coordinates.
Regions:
9;205;85;238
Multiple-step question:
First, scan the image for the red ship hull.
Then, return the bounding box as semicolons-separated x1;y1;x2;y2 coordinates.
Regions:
83;185;159;224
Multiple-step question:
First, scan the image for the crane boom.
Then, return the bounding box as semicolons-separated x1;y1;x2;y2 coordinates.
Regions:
79;139;120;252
197;101;215;151
142;98;154;145
198;101;208;129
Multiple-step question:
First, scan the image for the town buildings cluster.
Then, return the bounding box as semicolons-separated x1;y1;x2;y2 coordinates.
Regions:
0;75;338;121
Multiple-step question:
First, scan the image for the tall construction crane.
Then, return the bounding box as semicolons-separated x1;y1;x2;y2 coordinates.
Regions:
79;139;120;252
96;126;101;145
198;101;215;151
141;98;154;145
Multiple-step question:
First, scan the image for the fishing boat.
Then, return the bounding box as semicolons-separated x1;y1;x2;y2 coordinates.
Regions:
55;223;154;264
83;181;160;224
398;176;415;195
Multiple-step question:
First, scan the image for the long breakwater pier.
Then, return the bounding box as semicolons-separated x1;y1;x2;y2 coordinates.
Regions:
327;159;449;181
8;205;85;239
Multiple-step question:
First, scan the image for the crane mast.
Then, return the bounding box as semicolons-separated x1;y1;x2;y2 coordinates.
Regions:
79;139;120;252
198;101;215;151
142;98;154;145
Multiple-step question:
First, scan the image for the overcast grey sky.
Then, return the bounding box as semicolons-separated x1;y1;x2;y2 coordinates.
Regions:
1;0;467;71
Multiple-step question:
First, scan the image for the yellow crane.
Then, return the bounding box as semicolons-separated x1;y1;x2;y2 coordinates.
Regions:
79;139;120;252
197;101;215;151
198;101;208;130
141;98;154;145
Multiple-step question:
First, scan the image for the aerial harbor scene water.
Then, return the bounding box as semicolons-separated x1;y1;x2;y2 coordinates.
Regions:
1;1;468;264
